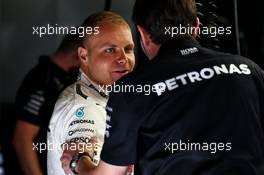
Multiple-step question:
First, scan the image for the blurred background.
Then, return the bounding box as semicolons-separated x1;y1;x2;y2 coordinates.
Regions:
0;0;263;174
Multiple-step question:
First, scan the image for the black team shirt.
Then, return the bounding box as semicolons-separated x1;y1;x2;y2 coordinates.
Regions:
15;56;77;174
101;38;264;175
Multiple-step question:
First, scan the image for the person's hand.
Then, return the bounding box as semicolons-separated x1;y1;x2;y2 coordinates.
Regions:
60;137;98;174
60;142;77;175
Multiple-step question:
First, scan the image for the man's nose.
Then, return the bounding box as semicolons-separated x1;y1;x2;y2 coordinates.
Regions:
116;50;127;65
117;59;126;64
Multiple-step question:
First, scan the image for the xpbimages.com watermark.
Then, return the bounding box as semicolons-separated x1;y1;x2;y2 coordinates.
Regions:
32;141;99;153
164;24;232;38
32;24;100;37
99;82;159;96
164;140;232;154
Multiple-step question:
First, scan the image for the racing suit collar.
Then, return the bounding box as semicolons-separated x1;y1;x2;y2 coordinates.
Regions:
80;70;108;98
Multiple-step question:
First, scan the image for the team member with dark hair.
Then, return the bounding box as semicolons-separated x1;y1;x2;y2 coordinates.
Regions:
62;0;264;174
13;33;81;175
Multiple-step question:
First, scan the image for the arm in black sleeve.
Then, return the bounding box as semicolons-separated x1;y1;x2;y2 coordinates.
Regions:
15;72;47;126
100;91;138;166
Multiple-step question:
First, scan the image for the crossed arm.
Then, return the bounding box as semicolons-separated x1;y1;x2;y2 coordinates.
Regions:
60;143;127;175
79;160;127;175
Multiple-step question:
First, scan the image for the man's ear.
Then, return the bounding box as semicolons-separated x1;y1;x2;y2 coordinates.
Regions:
136;24;161;60
136;25;151;47
78;46;88;65
192;17;200;38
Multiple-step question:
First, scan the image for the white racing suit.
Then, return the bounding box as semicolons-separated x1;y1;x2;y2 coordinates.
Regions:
47;71;108;175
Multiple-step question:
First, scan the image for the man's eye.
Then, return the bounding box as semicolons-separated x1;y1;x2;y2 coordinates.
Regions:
125;48;134;53
105;48;115;53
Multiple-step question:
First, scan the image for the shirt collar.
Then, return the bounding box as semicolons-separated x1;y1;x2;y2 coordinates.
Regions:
79;70;108;98
156;37;201;58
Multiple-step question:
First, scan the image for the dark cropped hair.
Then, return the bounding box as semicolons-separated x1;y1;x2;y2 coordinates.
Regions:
132;0;197;44
56;33;82;54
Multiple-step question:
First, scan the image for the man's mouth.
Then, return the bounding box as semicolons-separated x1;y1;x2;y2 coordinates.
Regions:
111;69;130;79
113;70;129;74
